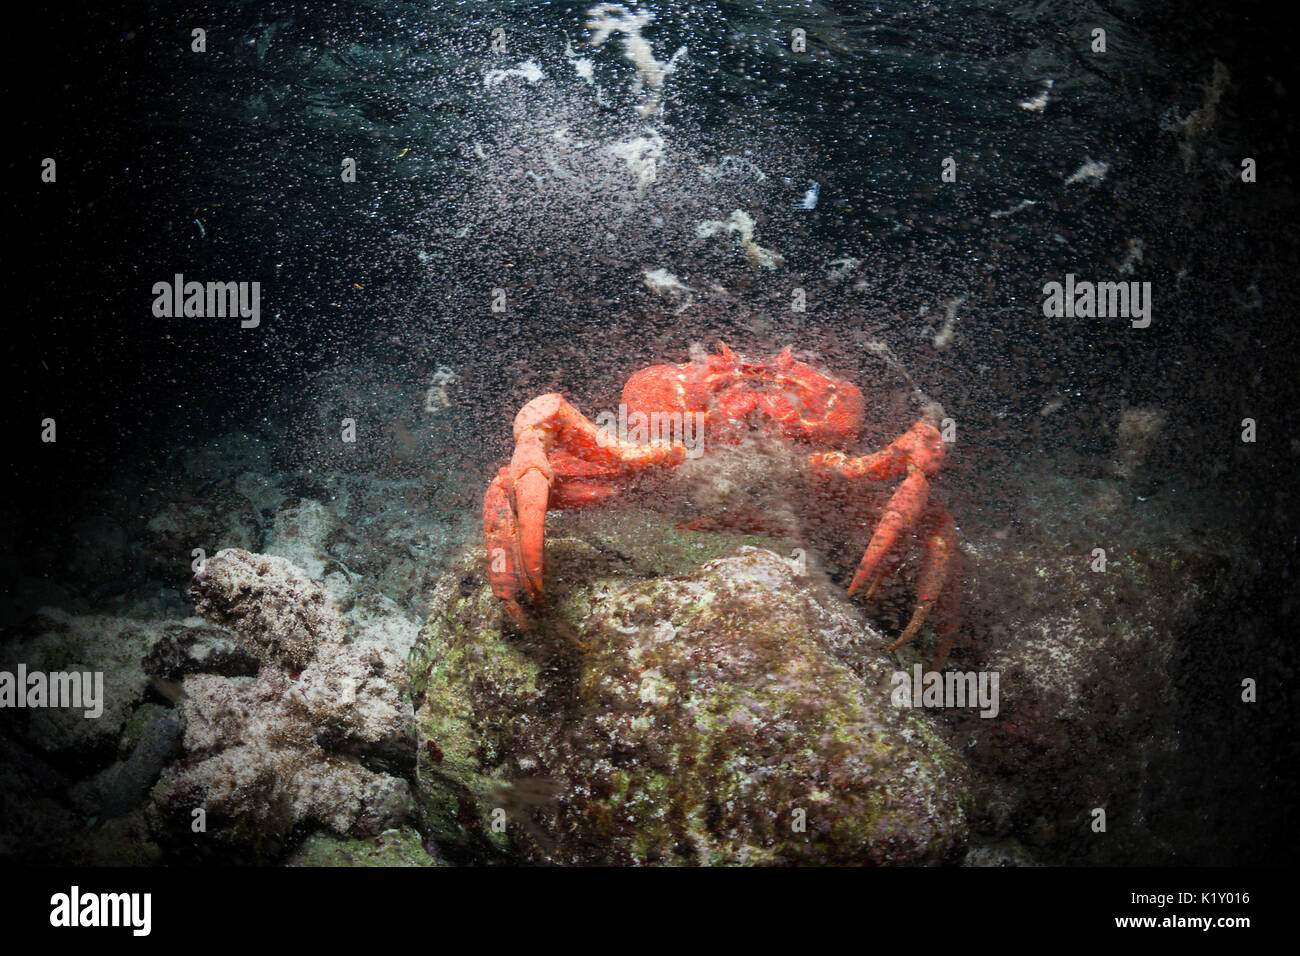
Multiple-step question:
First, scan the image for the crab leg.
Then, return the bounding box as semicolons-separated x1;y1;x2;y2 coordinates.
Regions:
484;393;686;624
887;507;957;651
808;420;944;485
850;469;931;598
809;420;945;594
807;419;957;649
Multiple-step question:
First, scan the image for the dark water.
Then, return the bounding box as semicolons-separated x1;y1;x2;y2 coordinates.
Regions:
15;2;1299;483
6;1;1299;866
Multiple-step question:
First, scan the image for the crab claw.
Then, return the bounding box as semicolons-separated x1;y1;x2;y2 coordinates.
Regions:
484;418;555;622
484;392;687;626
509;428;554;600
483;470;529;627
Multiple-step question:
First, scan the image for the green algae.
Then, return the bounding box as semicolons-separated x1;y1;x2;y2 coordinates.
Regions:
410;514;970;865
285;827;440;866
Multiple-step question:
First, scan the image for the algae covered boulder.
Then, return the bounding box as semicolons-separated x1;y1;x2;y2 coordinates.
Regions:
284;827;442;867
410;515;970;865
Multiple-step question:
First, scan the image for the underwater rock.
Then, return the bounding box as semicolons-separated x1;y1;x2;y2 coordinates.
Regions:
150;668;414;860
234;471;288;518
0;725;166;865
0;617;178;864
142;619;260;679
137;432;288;590
150;550;416;861
284;827;442;867
952;516;1257;864
144;499;259;577
291;361;453;479
190;548;346;667
289;637;411;756
411;526;970;865
962;837;1039;867
69;704;182;821
0;733;67;796
265;498;337;581
343;591;422;660
0;735;76;863
75;809;165;867
0;793;80;864
1110;406;1168;482
0;609;163;756
0;576;89;626
327;486;479;615
180;429;277;486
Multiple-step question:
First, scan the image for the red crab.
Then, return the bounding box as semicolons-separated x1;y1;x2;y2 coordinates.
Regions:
483;343;960;659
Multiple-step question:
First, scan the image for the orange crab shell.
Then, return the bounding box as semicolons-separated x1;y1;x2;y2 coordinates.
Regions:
620;344;866;447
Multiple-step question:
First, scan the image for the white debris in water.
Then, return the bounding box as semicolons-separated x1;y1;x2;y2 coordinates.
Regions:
586;3;687;118
695;210;785;270
608;129;664;198
989;198;1037;219
643;268;695;313
793;181;819;210
1065;157;1110;187
1019;78;1054;112
643;268;692;295
932;296;964;351
1113;406;1168;479
609;130;663;169
1159;60;1229;141
424;366;458;414
1118;238;1145;275
550;126;588;147
483;60;547;87
827;257;860;278
564;38;596;85
696;213;739;240
698;155;766;183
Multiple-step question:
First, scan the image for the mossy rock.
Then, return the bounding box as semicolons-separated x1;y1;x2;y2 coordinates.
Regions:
410;513;969;865
285;827;440;866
